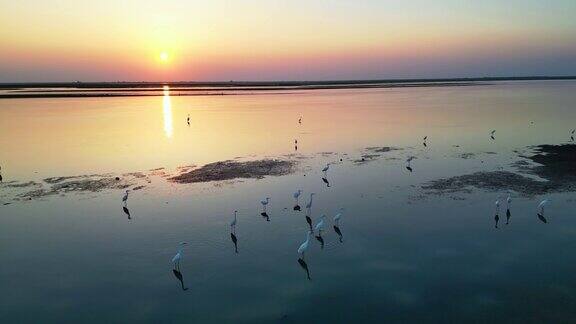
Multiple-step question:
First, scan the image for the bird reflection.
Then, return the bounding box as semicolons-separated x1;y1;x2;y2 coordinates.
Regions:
186;114;190;126
537;213;548;224
494;200;500;228
293;204;301;211
321;177;330;187
406;166;413;172
305;215;312;230
260;212;270;222
333;225;343;243
122;206;131;220
490;130;496;140
315;233;324;249
230;232;239;253
172;269;188;291
506;209;511;225
297;258;311;280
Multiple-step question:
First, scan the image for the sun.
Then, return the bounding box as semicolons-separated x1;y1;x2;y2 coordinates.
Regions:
159;52;169;62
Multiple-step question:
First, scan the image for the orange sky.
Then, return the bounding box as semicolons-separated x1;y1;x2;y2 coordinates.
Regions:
1;0;576;82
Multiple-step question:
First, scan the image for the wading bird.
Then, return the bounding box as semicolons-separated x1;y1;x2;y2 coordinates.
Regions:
0;166;2;182
506;194;512;225
405;156;416;172
494;200;500;228
122;190;130;206
260;197;270;213
230;210;238;231
490;130;496;140
293;190;302;203
322;163;330;175
538;199;549;215
171;242;187;269
333;208;344;226
314;215;326;234
297;231;312;259
305;193;315;210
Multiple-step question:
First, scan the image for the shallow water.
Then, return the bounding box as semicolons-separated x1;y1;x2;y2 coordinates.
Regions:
1;80;576;323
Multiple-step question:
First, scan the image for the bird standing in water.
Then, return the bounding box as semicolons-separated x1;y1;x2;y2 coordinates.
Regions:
506;194;512;225
322;163;330;176
122;190;130;206
230;210;238;231
333;208;344;226
171;242;187;269
297;231;311;259
293;190;302;204
314;215;326;234
494;200;500;228
260;197;270;213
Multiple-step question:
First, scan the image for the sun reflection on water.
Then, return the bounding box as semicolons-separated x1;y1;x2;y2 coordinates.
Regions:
162;85;173;138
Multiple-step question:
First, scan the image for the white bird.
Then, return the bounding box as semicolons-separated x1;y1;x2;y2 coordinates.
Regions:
230;210;238;229
297;231;311;257
506;194;512;209
293;190;302;202
406;156;416;163
495;200;500;214
538;199;550;214
314;214;326;233
122;190;129;205
322;163;330;173
171;242;187;266
260;197;270;212
305;193;315;209
333;208;344;225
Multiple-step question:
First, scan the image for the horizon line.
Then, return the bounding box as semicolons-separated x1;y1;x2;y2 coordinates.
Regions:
1;75;576;88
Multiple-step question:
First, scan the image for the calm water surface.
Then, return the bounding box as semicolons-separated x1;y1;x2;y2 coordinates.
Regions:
1;81;576;323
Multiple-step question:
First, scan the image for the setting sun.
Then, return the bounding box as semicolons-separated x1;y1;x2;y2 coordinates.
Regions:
159;52;169;62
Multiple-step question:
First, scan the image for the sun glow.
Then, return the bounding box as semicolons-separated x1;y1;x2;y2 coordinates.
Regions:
160;52;169;63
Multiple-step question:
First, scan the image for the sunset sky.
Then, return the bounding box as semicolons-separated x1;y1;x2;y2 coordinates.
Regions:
1;0;576;82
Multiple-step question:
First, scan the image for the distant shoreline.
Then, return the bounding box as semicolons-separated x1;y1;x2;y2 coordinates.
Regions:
0;76;574;99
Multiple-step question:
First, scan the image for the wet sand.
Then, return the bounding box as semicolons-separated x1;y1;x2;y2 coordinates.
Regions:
423;144;576;196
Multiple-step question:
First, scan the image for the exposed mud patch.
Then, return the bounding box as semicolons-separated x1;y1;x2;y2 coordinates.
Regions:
424;144;576;196
20;176;135;199
365;146;403;153
169;159;297;183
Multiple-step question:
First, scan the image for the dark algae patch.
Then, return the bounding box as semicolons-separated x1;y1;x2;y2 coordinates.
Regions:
169;159;297;183
424;144;576;196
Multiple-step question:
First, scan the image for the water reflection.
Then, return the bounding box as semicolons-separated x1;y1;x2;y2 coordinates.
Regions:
260;212;270;221
171;269;188;291
230;232;238;253
162;86;173;138
122;206;131;220
333;225;343;242
506;209;512;225
297;258;311;280
537;213;548;224
321;177;330;187
315;233;324;249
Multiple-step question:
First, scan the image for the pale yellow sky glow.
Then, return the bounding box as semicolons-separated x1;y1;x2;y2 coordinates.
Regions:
1;0;575;81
